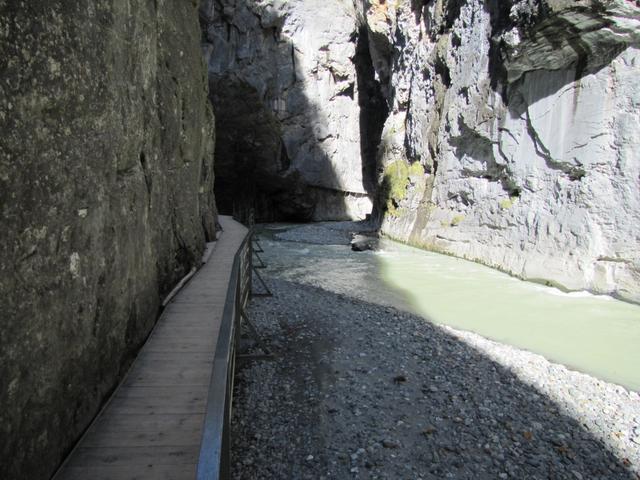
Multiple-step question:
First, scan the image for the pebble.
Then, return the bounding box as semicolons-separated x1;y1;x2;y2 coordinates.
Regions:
382;439;400;449
229;224;640;480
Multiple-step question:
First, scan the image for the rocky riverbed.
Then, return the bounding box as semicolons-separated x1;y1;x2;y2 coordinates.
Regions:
230;225;640;480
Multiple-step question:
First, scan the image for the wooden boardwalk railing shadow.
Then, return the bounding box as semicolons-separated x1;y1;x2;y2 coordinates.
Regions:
54;216;248;480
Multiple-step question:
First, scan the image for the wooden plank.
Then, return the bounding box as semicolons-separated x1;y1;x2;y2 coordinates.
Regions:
125;362;213;379
171;294;224;304
122;367;211;387
92;413;202;432
81;430;202;449
147;327;217;340
149;325;218;339
66;446;200;467
59;464;196;480
192;272;229;282
152;315;221;331
142;337;218;353
163;303;220;315
182;277;230;288
156;309;214;319
83;414;203;447
131;352;214;368
125;361;213;379
142;338;217;352
108;387;209;415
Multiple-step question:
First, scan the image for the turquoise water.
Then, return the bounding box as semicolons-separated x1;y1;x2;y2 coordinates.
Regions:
260;231;640;392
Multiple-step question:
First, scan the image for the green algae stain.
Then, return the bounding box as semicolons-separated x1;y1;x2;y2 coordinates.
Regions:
382;160;424;217
499;196;518;210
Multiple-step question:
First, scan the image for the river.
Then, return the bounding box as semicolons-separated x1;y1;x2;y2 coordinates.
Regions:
257;225;640;392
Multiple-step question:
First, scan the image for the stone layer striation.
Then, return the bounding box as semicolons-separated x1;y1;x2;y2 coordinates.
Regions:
367;0;640;302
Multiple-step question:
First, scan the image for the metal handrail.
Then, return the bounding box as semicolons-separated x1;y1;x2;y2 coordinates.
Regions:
196;228;254;480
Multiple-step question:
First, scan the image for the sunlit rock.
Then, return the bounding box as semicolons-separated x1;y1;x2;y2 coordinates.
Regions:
200;0;379;221
368;0;640;303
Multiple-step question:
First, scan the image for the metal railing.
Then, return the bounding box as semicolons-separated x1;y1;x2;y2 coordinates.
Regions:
196;228;254;480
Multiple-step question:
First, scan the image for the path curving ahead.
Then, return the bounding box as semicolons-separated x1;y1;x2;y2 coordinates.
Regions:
54;216;247;480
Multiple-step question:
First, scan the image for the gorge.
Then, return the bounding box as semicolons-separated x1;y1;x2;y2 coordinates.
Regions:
1;0;639;478
201;0;640;302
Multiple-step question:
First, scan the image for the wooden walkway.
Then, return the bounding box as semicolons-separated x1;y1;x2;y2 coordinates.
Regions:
55;216;248;480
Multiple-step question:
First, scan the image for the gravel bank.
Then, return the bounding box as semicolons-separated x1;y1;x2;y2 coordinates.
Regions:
231;228;640;480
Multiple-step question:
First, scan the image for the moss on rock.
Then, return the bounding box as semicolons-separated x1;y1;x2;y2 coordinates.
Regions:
382;160;424;217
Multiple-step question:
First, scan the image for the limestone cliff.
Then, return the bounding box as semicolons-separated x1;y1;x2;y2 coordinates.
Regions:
0;1;216;478
365;0;640;302
200;0;381;221
199;0;639;299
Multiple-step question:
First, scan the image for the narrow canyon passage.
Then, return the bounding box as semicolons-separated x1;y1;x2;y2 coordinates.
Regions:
259;227;640;392
3;0;640;478
231;224;640;479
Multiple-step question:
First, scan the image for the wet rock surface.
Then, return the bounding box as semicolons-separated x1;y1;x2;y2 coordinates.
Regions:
231;229;640;480
351;234;381;252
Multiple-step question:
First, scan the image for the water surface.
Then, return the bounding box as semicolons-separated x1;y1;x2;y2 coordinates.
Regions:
259;229;640;392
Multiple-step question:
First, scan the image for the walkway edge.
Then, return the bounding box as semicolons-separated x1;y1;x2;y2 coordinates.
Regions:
196;223;252;480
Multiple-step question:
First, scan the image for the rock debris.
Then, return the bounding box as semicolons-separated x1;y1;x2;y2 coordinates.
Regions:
231;227;640;480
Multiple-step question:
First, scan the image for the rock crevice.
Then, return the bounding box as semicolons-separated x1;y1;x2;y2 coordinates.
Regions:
200;0;378;222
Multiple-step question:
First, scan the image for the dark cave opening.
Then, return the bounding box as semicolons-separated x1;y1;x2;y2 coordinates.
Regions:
354;25;390;220
207;19;390;226
208;77;312;224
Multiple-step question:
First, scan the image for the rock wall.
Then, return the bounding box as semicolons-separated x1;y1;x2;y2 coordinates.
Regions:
200;0;381;221
366;0;640;302
199;0;639;301
0;1;216;478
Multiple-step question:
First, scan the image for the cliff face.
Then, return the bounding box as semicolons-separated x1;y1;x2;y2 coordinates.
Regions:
199;0;639;299
1;0;638;474
0;1;216;478
200;0;382;221
366;0;640;302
